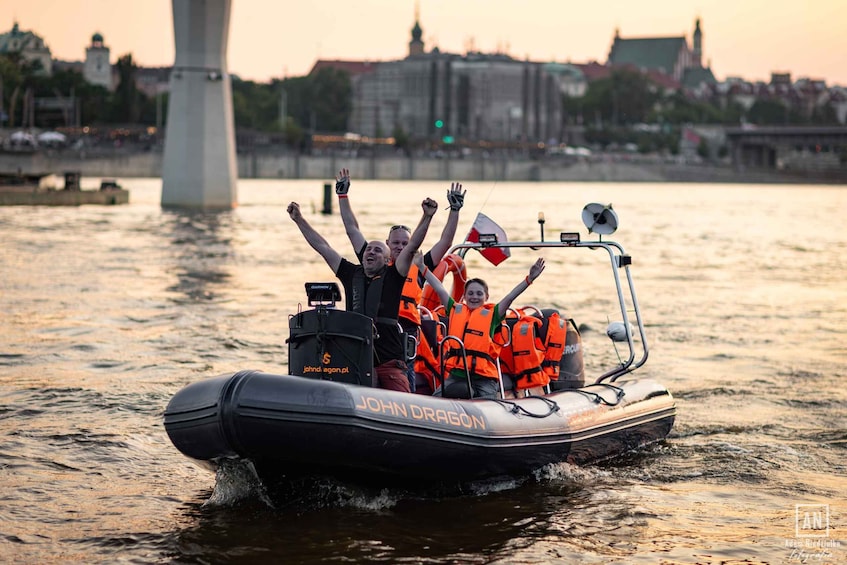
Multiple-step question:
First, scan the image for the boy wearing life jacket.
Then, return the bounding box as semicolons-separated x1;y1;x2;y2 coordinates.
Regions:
335;167;466;391
414;252;545;399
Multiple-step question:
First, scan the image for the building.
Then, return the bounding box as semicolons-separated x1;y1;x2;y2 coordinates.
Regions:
134;66;171;98
83;32;112;90
607;18;716;92
1;26;115;90
0;22;52;76
320;15;730;143
336;13;576;144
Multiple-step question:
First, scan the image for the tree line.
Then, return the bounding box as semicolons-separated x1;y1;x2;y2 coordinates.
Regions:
565;69;841;154
0;52;351;146
1;52;841;154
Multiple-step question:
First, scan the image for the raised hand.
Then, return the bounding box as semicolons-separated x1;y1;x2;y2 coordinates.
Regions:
422;197;438;217
528;257;546;282
446;182;466;211
287;201;302;221
335;168;351;195
412;251;425;270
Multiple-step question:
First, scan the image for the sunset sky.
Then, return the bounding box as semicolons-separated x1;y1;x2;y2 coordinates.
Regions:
2;0;845;86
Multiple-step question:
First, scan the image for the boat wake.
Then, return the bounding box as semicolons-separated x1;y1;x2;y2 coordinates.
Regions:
534;461;611;484
206;458;274;508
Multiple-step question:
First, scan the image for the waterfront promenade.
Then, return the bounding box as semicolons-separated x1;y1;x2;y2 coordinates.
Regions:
0;149;843;184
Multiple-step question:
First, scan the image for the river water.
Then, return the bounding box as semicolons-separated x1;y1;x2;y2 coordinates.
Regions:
1;178;845;564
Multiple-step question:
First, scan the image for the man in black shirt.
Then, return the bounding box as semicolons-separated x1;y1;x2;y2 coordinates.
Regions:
334;167;465;392
287;197;438;392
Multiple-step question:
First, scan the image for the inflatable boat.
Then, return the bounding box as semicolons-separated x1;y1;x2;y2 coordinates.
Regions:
164;204;676;487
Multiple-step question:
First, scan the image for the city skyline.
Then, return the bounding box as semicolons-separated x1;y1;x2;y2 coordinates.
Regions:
2;0;845;86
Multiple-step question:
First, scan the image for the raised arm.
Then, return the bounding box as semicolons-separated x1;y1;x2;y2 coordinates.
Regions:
428;182;465;263
496;258;546;318
395;197;438;276
335;168;367;256
288;201;342;273
414;251;450;308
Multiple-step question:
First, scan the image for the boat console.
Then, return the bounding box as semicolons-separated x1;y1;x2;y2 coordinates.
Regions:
287;282;376;386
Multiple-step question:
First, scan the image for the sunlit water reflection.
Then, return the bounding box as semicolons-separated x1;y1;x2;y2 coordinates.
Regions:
1;178;844;563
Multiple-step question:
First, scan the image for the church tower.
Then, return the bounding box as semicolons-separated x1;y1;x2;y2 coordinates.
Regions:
409;0;424;56
84;32;112;90
608;27;621;61
692;18;702;68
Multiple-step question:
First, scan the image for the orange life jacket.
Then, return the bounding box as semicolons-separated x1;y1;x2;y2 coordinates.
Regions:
398;264;423;326
420;254;466;313
499;315;548;390
413;317;444;392
539;311;567;380
443;303;501;380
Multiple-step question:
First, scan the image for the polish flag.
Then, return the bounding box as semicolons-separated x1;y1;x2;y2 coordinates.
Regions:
466;213;511;265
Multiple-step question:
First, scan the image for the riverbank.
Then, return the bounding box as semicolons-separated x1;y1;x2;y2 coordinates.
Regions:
1;150;844;184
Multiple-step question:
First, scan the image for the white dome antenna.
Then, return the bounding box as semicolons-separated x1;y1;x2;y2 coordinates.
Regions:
582;203;619;237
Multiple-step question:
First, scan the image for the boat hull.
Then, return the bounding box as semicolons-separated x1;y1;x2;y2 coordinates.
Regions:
164;371;675;485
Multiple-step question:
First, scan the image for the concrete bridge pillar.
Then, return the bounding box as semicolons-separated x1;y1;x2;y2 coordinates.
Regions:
161;0;237;209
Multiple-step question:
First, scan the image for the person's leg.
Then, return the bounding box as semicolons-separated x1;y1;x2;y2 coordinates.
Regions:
473;377;500;399
413;372;433;395
405;363;417;393
501;374;517;398
442;374;472;398
375;360;412;393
